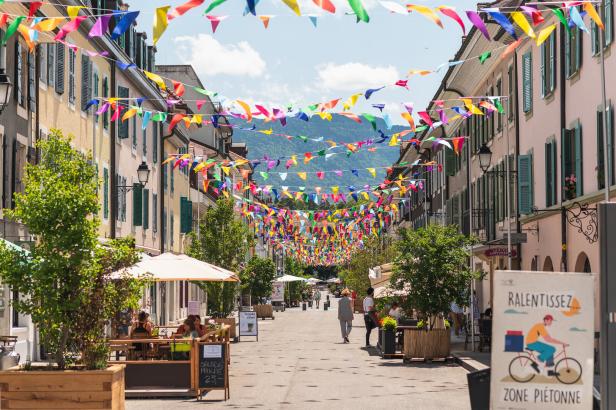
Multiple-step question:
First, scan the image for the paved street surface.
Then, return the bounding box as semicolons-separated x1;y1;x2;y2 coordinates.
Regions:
127;295;470;409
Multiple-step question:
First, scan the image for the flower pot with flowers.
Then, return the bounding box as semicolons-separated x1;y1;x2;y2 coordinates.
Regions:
565;174;577;200
391;225;479;360
379;316;398;355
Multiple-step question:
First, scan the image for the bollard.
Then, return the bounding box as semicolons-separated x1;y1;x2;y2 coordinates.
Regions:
324;302;328;311
302;302;306;311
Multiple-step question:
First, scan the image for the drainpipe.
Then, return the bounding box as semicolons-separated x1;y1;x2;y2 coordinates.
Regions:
161;130;173;254
110;61;117;239
35;45;39;163
513;49;521;269
559;24;568;272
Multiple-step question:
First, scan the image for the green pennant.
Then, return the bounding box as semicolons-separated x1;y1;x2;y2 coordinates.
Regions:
2;16;25;46
494;98;505;114
552;9;571;35
307;104;319;111
317;149;326;156
347;0;370;23
298;135;308;142
152;112;167;122
259;172;269;180
203;0;228;14
479;51;491;64
362;113;377;130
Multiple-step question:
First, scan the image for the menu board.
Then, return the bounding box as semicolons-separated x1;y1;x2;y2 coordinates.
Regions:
239;311;258;337
199;344;227;389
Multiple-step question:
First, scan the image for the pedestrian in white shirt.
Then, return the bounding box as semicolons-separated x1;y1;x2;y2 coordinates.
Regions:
363;287;378;347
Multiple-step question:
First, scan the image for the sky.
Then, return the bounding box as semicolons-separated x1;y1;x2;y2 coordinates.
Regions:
130;0;478;125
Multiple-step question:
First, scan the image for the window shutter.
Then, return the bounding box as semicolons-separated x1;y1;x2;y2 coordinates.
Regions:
551;142;557;204
103;168;109;219
576;27;583;72
445;147;456;176
55;43;65;94
153;123;158;163
80;54;91;111
592;21;599;56
540;43;546;98
143;189;149;230
575;123;583;197
565;29;571;78
608;104;614;185
546;142;557;206
180;197;193;234
522;52;532;113
117;86;129;138
598;109;606;189
133;183;142;226
606;0;613;45
550;35;556;92
153;194;158;233
518;154;533;215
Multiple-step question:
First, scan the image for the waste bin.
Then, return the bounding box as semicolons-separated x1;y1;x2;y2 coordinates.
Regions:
467;368;490;410
302;302;307;311
324;302;328;311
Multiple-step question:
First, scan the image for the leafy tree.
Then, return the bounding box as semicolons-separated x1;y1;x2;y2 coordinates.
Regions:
240;256;276;303
391;225;479;328
188;198;251;317
0;131;142;369
340;236;395;294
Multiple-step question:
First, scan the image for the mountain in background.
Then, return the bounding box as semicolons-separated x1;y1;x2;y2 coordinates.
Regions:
231;115;405;191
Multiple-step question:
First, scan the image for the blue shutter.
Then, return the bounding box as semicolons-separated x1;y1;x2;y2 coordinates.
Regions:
518;154;533;214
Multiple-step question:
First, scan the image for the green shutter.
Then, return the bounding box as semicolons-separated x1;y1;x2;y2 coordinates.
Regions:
522;52;532;113
445;147;456;176
133;183;143;226
606;0;613;45
518;154;533;215
143;189;149;230
103;168;109;219
55;43;65;95
80;54;91;111
546;142;554;206
550;34;556;93
153;123;158;163
576;27;582;72
540;43;546;97
565;28;571;77
598;109;606;189
117;86;129;138
551;142;557;204
608;105;614;185
592;21;599;56
180;196;193;234
575;123;583;197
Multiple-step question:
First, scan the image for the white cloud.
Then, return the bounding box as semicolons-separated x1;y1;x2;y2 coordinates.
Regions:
173;34;266;77
316;62;400;91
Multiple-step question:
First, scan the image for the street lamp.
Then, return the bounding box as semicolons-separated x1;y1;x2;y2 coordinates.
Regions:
136;161;151;186
478;144;492;172
0;69;12;115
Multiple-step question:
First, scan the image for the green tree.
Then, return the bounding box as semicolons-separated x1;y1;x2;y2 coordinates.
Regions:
0;131;142;369
241;256;276;303
340;236;395;294
188;198;251;317
391;225;479;327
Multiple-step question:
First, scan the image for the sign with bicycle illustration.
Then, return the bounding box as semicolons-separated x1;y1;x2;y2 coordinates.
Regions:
491;270;595;409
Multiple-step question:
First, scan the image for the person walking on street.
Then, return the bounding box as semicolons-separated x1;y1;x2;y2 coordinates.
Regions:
338;289;354;343
315;289;321;309
363;287;378;347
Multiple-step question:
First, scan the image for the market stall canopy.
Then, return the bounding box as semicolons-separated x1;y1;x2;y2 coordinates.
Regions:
113;253;239;282
326;278;341;284
275;274;308;283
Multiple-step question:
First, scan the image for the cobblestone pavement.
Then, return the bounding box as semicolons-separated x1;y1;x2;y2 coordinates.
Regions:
127;295;470;409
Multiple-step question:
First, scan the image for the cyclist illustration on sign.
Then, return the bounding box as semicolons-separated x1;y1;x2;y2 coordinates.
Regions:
526;315;568;376
508;314;582;384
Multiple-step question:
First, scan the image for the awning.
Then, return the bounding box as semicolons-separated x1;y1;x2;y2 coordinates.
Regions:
373;285;409;299
275;274;307;283
113;253;239;282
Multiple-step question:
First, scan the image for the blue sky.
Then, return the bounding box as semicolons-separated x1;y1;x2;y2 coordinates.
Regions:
131;0;477;125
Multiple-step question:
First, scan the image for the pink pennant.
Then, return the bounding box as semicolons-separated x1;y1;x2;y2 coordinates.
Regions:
96;102;110;115
338;112;362;123
55;16;87;40
418;111;433;128
395;80;409;89
196;99;207;111
437;6;465;34
206;15;227;33
437;109;449;125
168;0;205;20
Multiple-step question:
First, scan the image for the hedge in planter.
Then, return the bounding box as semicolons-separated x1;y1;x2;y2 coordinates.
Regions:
0;131;144;370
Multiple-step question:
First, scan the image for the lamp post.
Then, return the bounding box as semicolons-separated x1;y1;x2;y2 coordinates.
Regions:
0;69;12;115
117;161;151;194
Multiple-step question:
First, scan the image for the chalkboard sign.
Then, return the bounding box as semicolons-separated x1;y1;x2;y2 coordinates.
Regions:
199;343;227;389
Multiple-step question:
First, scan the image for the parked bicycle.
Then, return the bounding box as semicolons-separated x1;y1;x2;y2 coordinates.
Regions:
508;344;582;385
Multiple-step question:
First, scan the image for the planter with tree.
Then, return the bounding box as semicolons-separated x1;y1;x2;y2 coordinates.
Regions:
391;224;478;361
0;131;144;409
241;256;276;320
379;316;398;356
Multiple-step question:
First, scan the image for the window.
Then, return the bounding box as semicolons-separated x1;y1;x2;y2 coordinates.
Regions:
117;86;129;138
132;115;137;149
545;139;558;206
522;52;532;113
27;52;35;112
540;31;556;97
55;43;65;95
518;153;534;214
592;0;613;53
565;26;582;78
102;77;109;129
92;71;99;121
597;104;615;189
80;54;91;111
562;122;583;200
507;65;514;122
39;43;47;84
496;78;503;132
152;123;158;163
132;183;142;226
116;175;127;222
170;212;174;248
152;193;158;233
180;196;192;234
15;42;23;107
47;43;55;88
170;164;174;193
103;167;109;219
68;48;76;104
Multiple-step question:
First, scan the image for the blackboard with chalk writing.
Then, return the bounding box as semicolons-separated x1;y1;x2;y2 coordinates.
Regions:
199;343;227;389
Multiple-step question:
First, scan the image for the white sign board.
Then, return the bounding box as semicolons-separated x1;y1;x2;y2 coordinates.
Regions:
239;311;258;337
491;270;595;409
203;344;222;358
188;300;200;316
271;282;285;302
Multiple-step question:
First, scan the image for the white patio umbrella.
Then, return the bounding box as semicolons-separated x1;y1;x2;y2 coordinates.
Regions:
112;252;239;282
326;277;341;284
275;274;308;283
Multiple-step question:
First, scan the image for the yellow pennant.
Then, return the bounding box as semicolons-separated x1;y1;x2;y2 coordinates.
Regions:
122;108;137;122
258;128;273;135
389;134;399;146
190;114;202;124
153;6;170;46
67;6;84;19
297;172;307;181
221;166;230;176
144;71;167;90
511;11;536;39
536;24;556;46
33;18;64;32
342;93;362;111
461;98;484;115
281;0;301;16
367;168;376;178
236;100;252;122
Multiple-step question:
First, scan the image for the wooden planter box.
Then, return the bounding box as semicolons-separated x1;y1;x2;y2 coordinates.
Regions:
253;304;274;319
0;364;125;409
214;318;237;341
403;328;450;360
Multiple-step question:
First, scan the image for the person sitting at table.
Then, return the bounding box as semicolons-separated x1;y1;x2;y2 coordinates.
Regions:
130;311;152;337
176;318;199;338
388;302;401;321
194;315;207;337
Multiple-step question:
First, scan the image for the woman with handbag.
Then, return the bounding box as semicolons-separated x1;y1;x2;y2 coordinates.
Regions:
363;287;378;347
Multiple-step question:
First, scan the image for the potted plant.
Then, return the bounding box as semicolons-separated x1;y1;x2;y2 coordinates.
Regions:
565;174;577;200
391;224;478;360
0;131;145;408
380;316;398;356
